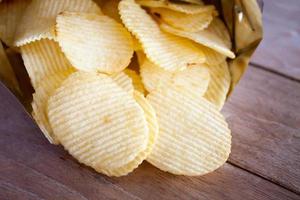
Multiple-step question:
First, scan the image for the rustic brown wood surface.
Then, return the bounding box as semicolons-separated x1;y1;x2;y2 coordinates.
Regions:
251;0;300;80
1;1;300;200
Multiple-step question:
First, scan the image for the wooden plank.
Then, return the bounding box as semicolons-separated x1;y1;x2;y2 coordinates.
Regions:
251;0;300;80
111;162;299;200
223;65;300;193
0;83;299;199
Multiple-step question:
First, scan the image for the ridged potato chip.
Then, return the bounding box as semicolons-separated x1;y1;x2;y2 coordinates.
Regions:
150;7;215;32
32;69;74;145
204;61;231;110
56;12;134;74
137;0;215;14
146;86;231;175
160;19;235;59
141;58;210;96
19;39;72;86
47;72;149;170
102;91;158;176
180;0;204;5
198;44;226;66
102;0;121;22
0;0;31;46
20;39;74;88
124;69;146;94
111;71;134;95
119;0;205;71
14;0;101;46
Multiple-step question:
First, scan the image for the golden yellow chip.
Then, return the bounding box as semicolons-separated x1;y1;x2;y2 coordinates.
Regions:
14;0;101;46
20;39;74;89
198;44;226;66
119;0;205;71
56;12;134;74
111;71;134;95
47;72;149;170
180;0;204;5
141;58;210;96
102;91;158;176
136;50;146;66
0;0;31;46
150;7;215;32
32;69;74;145
146;86;231;175
124;69;146;94
102;0;121;22
137;0;215;14
160;19;235;59
204;61;230;110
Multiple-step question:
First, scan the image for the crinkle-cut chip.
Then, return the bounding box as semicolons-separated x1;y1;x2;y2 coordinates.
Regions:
146;86;231;175
136;50;146;66
47;72;149;170
151;7;214;32
204;61;230;110
102;91;159;176
141;58;210;96
111;71;134;95
0;0;31;46
133;37;142;51
56;12;133;74
124;69;146;94
119;0;205;71
102;0;121;22
32;69;74;145
14;0;101;46
198;44;226;66
20;39;74;89
137;0;215;14
180;0;204;5
160;21;235;59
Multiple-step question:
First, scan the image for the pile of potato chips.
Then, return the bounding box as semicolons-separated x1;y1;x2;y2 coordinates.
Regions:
0;0;234;176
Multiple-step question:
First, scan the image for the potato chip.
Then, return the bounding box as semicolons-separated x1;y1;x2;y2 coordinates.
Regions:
132;37;142;51
160;19;235;59
137;0;215;14
119;0;205;71
47;72;149;170
102;0;121;22
180;0;204;5
146;86;231;175
56;12;133;74
198;44;226;66
141;58;210;96
14;0;101;46
204;61;230;110
0;0;31;46
136;50;146;66
111;71;134;95
0;42;20;93
20;39;74;88
32;69;74;145
124;69;146;94
151;7;215;32
102;91;158;176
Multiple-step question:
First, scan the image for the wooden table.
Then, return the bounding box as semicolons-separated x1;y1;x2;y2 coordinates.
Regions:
1;1;299;199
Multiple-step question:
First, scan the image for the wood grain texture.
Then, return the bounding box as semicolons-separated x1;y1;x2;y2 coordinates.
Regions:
0;82;299;200
251;0;300;80
224;66;300;193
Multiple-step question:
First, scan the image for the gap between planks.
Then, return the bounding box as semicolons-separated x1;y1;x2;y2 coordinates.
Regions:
250;62;300;83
